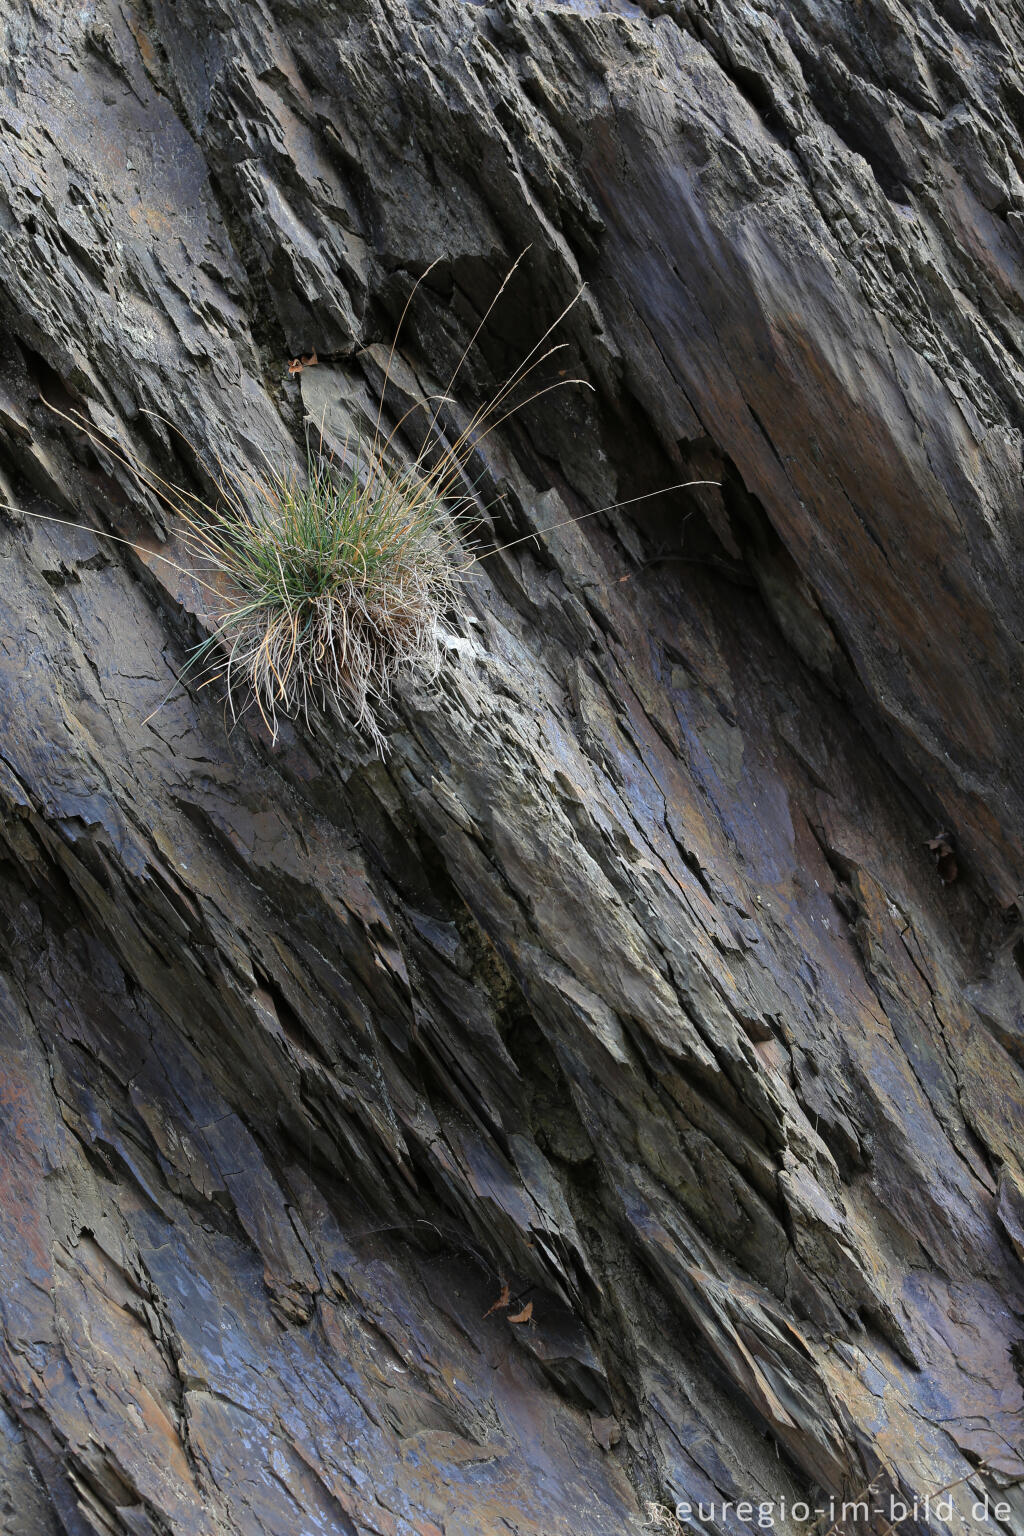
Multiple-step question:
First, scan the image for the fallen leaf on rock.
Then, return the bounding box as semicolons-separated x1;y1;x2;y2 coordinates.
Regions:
507;1301;533;1324
483;1281;510;1318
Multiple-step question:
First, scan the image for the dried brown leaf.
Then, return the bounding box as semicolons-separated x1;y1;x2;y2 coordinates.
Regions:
483;1281;510;1318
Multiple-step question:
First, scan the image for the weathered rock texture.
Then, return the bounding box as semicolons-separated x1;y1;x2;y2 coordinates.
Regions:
1;1;1024;1531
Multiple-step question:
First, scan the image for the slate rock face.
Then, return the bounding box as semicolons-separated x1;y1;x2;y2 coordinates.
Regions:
1;1;1024;1532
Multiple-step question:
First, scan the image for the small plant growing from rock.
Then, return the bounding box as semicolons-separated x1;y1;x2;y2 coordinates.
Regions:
160;257;590;743
175;432;464;749
11;256;718;747
32;257;589;746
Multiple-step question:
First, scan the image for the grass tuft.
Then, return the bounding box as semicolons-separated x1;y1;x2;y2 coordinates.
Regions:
181;435;464;749
14;255;720;749
34;254;592;748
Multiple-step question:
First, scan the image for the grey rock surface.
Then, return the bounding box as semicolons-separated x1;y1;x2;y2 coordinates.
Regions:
1;0;1024;1531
